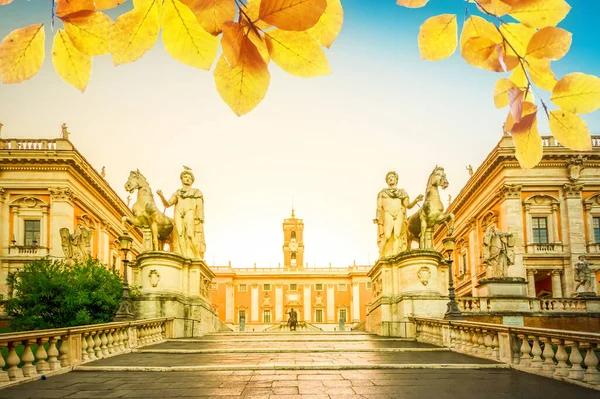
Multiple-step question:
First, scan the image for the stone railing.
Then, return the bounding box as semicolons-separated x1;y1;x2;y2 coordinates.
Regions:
0;139;58;151
0;318;173;387
263;321;323;332
586;243;600;254
541;135;600;147
411;317;600;388
7;245;50;256
456;297;597;313
537;298;588;312
525;243;564;254
456;297;484;312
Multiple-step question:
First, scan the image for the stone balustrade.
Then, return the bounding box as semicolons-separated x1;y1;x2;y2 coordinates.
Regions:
0;318;173;387
456;297;484;312
411;317;600;389
538;298;588;312
455;296;595;313
0;139;58;150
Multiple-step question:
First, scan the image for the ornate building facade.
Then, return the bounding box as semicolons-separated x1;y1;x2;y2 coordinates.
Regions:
433;134;600;299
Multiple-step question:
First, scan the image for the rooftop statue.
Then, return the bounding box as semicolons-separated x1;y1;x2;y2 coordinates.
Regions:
407;166;454;250
374;171;423;258
482;224;515;278
123;170;175;252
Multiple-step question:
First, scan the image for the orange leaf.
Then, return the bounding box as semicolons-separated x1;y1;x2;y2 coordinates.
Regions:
265;29;330;77
243;0;271;31
506;0;571;29
482;44;518;72
109;0;160;65
307;0;343;48
504;101;536;134
461;36;496;67
193;0;236;35
548;110;592;150
493;78;517;108
460;15;501;50
213;45;270;116
526;26;572;60
259;0;327;31
94;0;127;9
418;14;457;61
508;86;524;123
476;0;512;16
56;0;95;18
511;110;542;169
221;21;247;68
396;0;429;7
63;12;113;56
52;29;92;92
0;24;45;84
0;0;14;5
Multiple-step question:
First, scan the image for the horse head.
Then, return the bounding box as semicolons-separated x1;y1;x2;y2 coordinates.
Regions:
428;166;449;190
124;170;146;193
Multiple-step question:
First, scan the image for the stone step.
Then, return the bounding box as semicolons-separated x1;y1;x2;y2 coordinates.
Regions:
134;347;451;354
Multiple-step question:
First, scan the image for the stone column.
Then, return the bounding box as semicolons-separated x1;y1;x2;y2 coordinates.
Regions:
584;203;594;252
326;284;335;322
497;184;525;278
40;205;49;249
526;269;537;298
551;270;563;298
352;282;360;322
563;183;585;297
303;284;311;322
0;187;5;251
225;283;234;323
523;203;532;251
468;218;478;296
551;204;560;244
10;205;19;245
49;188;76;257
251;284;259;322
275;284;283;322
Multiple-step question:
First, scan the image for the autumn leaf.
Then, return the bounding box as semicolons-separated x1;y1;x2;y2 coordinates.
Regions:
504;101;536;134
418;14;457;61
500;23;536;58
506;0;571;29
259;0;327;31
460;16;501;50
551;72;600;114
526;27;572;60
56;0;95;18
494;78;517;108
508;86;524;123
162;0;218;70
0;0;14;5
243;0;271;31
307;0;343;49
109;0;160;65
511;110;542;169
52;29;92;92
221;21;247;67
214;45;270;116
248;28;270;64
548;110;592;150
396;0;429;8
509;64;528;88
94;0;127;9
0;24;45;84
266;29;330;77
526;57;557;91
475;0;512;17
461;36;496;67
192;0;236;35
63;12;113;56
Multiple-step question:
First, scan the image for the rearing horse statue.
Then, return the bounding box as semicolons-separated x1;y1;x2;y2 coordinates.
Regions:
407;166;454;250
122;170;175;251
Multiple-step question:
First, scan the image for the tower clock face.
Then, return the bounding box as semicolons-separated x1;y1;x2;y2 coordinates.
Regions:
288;239;299;252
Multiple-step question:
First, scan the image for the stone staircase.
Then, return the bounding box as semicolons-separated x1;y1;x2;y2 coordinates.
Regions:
1;331;599;398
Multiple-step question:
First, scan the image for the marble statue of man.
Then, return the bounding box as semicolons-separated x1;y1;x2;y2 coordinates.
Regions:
157;167;206;259
574;255;594;293
374;171;423;258
482;225;515;277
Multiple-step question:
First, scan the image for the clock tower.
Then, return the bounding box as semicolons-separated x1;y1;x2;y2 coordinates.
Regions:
283;208;304;270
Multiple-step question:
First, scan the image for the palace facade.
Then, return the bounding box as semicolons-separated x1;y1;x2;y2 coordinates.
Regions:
433;134;600;299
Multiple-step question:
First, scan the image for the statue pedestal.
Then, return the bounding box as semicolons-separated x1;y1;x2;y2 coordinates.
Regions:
129;251;221;337
576;291;597;299
476;277;530;312
366;251;449;338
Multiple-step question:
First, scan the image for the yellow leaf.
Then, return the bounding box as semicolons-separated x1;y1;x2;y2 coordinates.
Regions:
494;78;517;108
0;24;45;84
512;111;542;169
476;0;512;16
461;36;495;67
192;0;236;35
259;0;327;31
307;0;343;48
52;29;92;92
551;72;600;114
94;0;127;9
221;22;246;68
508;86;524;123
162;0;218;70
63;12;113;56
265;29;330;77
504;101;536;134
396;0;429;7
213;49;270;116
526;26;571;60
526;57;557;91
248;28;270;64
499;23;535;57
56;0;95;18
549;110;592;150
418;14;457;61
460;15;501;50
109;0;160;65
243;0;271;30
506;0;571;29
509;65;528;88
0;0;14;5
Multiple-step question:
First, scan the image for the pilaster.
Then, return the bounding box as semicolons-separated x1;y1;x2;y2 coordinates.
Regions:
497;184;525;278
49;187;76;257
303;284;311;322
563;183;585;297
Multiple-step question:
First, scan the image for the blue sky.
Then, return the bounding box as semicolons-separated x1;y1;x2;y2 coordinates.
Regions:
0;0;599;267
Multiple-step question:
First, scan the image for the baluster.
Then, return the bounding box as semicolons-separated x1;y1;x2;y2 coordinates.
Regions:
568;341;585;380
541;337;556;374
449;328;457;350
6;341;24;380
463;329;473;353
491;334;500;360
583;344;600;385
471;330;480;355
123;329;130;349
47;336;61;370
81;333;89;361
35;338;50;373
518;334;532;367
511;334;521;364
113;330;122;352
477;330;486;356
483;331;492;358
20;340;36;377
58;335;70;367
553;339;570;377
529;336;543;369
107;329;114;354
93;332;103;359
101;332;109;357
0;343;9;382
86;334;96;360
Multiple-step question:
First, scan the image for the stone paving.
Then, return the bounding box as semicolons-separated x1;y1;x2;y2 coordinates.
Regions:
0;332;598;398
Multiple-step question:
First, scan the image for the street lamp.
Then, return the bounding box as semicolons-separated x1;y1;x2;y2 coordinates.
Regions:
114;230;135;321
442;236;463;320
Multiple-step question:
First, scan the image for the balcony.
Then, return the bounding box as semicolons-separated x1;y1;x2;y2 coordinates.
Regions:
586;242;600;254
525;242;564;254
5;245;50;257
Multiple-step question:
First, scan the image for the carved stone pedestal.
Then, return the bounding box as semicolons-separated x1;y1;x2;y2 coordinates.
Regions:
366;251;449;338
476;277;530;312
576;291;597;299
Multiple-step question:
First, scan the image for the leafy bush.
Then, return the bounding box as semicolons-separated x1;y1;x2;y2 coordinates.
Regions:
5;258;123;331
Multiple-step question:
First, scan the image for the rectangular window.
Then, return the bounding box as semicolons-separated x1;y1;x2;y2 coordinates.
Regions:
263;283;271;291
24;220;41;246
238;310;246;322
594;217;600;242
289;283;297;291
338;284;347;291
532;217;549;244
211;282;218;290
112;255;118;273
315;309;323;323
366;282;372;290
461;254;468;275
315;283;323;291
238;284;247;292
263;310;271;323
339;309;347;322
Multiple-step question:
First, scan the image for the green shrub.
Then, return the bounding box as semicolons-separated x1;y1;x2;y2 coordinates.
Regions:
5;258;123;331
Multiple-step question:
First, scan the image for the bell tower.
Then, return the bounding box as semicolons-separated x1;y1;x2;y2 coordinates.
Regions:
283;208;304;270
